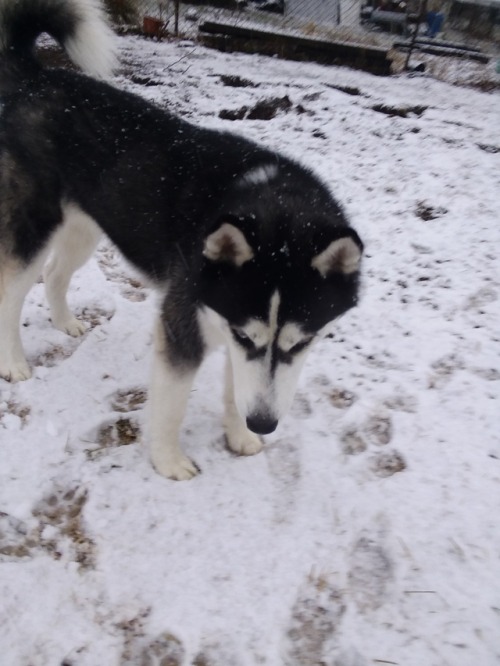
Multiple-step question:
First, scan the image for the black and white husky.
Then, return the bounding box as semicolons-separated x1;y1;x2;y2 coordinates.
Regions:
0;0;363;479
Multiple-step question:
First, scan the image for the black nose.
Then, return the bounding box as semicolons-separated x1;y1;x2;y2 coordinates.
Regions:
246;413;278;435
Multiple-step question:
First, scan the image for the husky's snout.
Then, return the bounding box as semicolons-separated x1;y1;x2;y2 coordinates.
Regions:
246;412;278;435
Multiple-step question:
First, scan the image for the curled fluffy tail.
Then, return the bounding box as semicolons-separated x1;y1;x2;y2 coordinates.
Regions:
0;0;117;78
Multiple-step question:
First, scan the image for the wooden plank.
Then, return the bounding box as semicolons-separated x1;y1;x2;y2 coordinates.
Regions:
198;21;392;75
395;40;490;62
400;37;483;53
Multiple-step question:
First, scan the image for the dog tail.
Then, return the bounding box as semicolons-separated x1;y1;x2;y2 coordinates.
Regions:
0;0;117;78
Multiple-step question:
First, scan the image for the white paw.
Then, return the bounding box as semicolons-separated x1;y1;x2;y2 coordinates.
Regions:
0;359;32;382
225;426;263;456
152;454;200;481
53;316;86;337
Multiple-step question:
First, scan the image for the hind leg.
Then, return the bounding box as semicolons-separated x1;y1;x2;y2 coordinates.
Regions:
43;204;102;336
0;254;49;381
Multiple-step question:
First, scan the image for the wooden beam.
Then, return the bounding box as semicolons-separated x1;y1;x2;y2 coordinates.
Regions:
199;21;392;75
395;40;490;62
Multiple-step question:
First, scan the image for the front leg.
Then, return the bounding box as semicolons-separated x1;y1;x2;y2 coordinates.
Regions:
224;353;263;456
149;319;200;480
0;256;49;382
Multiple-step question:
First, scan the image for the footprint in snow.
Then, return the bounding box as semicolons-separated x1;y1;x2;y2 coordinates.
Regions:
290;391;312;419
0;399;31;429
285;572;345;665
75;303;115;330
31;483;95;569
348;533;394;612
310;373;358;410
192;637;243;666
265;438;301;524
33;340;80;369
109;386;147;413
369;450;406;478
32;304;115;371
122;631;185;666
84;416;142;461
340;406;407;478
340;409;393;455
97;245;148;302
0;512;33;561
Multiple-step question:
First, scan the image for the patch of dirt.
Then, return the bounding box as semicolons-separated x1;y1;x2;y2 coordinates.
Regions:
111;387;147;413
115;607;151;661
248;95;293;119
218;106;248;121
219;95;293;121
467;79;500;93
118;609;184;666
99;418;140;446
219;74;258;87
295;103;315;116
130;74;162;86
370;450;406;477
1;485;95;569
325;83;363;96
122;628;185;666
286;572;345;664
34;344;74;368
312;129;327;139
121;277;148;302
372;103;427;118
415;200;448;221
477;143;500;154
341;430;367;455
32;485;95;569
77;305;115;330
97;245;147;302
329;387;357;409
86;417;141;460
362;350;404;370
0;400;31;428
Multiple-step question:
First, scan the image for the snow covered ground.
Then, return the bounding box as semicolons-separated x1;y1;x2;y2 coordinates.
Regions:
1;35;499;666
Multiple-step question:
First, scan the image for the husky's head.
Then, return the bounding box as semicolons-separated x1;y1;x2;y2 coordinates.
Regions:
198;164;363;435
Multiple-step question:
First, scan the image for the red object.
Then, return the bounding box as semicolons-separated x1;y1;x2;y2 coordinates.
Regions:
143;16;166;39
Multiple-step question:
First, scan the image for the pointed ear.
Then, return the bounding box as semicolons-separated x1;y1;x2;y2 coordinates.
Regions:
311;233;362;277
203;222;254;267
